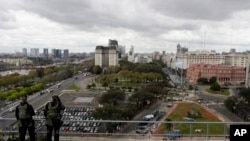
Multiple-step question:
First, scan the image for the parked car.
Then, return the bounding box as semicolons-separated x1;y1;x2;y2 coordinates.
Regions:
136;126;150;135
163;130;181;140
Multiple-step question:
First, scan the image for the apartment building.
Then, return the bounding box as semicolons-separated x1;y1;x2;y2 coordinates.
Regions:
176;50;225;70
95;40;119;68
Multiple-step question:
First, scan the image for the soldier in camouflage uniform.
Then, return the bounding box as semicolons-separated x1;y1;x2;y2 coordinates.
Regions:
44;95;65;141
15;95;36;141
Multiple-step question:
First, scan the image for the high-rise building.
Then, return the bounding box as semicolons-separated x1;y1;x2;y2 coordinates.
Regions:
128;46;135;63
95;40;118;68
63;49;69;59
22;48;27;57
43;48;49;58
51;49;62;58
117;46;126;58
30;48;39;57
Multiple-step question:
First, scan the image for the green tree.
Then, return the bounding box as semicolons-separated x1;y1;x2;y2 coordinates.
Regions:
209;76;217;84
144;83;162;95
224;96;238;111
102;82;109;90
118;60;135;71
210;82;221;91
188;85;194;90
93;65;102;74
197;78;208;85
99;90;125;106
239;88;250;104
129;89;155;109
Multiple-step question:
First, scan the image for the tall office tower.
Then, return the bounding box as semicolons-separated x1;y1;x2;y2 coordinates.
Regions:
51;49;62;58
95;39;118;68
43;48;49;58
22;48;27;57
128;46;135;63
30;48;39;57
63;49;69;59
117;45;126;58
55;49;62;58
51;49;56;58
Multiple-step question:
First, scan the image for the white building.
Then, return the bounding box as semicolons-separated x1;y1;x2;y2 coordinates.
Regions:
30;48;39;57
223;50;248;67
176;50;225;69
22;48;27;57
95;40;119;68
134;54;152;64
128;46;135;63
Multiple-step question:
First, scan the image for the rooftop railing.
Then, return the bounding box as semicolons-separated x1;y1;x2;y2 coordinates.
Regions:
1;118;247;141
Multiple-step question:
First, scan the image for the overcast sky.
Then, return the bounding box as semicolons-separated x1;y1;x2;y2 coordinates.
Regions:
1;0;250;54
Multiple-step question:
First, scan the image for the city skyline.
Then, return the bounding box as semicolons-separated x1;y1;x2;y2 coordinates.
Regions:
1;0;250;53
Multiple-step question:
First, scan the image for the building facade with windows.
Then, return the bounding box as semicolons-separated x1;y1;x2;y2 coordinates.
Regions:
95;40;119;68
176;50;225;70
30;48;39;57
63;49;69;59
186;63;246;85
43;48;49;58
22;48;27;57
128;46;135;63
223;52;248;68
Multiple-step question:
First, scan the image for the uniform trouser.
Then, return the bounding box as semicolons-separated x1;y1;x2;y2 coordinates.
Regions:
46;119;61;141
19;120;35;141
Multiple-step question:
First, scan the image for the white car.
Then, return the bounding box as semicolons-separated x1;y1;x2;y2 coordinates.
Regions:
9;107;15;112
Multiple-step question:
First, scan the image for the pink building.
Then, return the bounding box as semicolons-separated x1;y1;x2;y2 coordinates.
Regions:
186;63;246;85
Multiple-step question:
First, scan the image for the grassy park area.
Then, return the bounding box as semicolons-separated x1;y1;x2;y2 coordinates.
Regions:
205;88;230;96
156;102;228;136
67;84;80;90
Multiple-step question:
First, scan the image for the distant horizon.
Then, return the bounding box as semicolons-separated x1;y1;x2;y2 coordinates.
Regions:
0;45;249;55
2;1;250;54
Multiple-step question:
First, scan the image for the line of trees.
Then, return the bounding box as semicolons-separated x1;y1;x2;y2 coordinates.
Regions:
98;70;163;84
0;65;77;102
0;83;45;101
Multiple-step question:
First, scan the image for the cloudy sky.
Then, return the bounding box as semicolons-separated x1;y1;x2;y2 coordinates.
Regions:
1;0;250;54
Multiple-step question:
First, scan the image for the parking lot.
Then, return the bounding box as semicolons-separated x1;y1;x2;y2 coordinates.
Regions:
33;106;102;134
5;91;103;134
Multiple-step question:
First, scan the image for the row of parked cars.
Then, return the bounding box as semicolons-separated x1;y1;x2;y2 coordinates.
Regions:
32;107;101;133
60;107;101;133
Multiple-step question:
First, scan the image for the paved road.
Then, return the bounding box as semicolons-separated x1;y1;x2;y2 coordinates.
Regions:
120;100;168;137
197;86;243;122
0;75;94;130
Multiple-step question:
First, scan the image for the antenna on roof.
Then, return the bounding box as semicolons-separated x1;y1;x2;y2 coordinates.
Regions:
111;20;113;39
204;32;206;48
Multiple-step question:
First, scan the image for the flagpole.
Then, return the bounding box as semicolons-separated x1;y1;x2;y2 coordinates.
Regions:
181;64;183;86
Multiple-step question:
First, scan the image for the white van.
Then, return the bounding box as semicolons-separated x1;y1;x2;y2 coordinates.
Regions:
9;107;15;112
